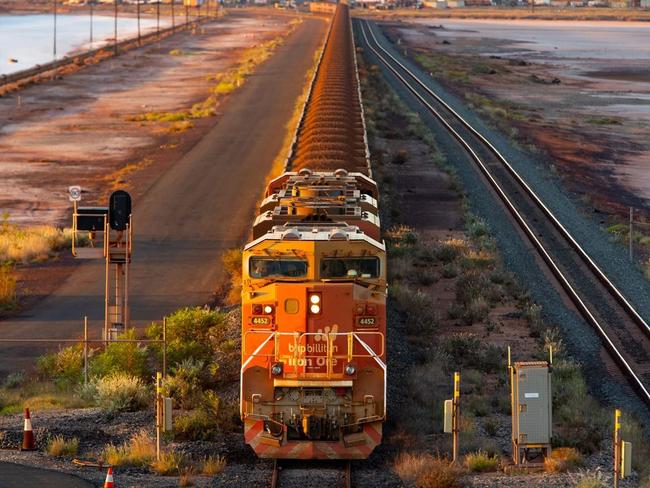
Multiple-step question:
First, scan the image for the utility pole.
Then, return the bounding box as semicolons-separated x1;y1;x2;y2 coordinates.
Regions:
53;0;58;59
90;0;94;47
171;0;175;31
137;0;141;45
156;0;160;35
185;3;189;27
114;0;118;55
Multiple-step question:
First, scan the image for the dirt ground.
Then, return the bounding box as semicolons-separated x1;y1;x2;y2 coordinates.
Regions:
0;13;295;227
380;19;650;223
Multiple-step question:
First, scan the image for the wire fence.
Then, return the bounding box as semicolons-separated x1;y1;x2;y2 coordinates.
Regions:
1;1;222;89
0;316;168;386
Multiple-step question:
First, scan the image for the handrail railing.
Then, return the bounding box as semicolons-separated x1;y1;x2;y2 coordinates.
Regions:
243;330;384;379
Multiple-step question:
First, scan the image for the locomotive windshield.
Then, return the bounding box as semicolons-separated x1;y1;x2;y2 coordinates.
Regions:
320;257;380;279
249;258;308;278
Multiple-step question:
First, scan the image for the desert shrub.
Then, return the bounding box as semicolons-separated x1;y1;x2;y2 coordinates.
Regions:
148;307;228;368
552;360;606;453
442;333;481;366
104;430;155;467
385;225;419;250
163;358;205;409
463;297;490;325
201;454;226;475
436;239;467;263
37;345;84;389
544;447;583;473
402;357;448;435
523;303;544;337
4;372;24;389
90;329;149;379
466;396;489;417
95;373;149;413
151;451;187;475
391;149;409;165
441;263;458;278
621;413;650;477
0;263;17;309
46;435;79;457
222;248;243;304
464;450;499;472
483;418;499;437
0;222;72;263
391;284;439;334
414;267;437;286
174;408;220;441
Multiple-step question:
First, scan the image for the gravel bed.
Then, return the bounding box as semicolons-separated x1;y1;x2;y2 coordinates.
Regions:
356;19;650;435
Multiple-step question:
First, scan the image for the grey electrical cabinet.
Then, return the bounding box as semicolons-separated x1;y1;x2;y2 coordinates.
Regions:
511;361;552;463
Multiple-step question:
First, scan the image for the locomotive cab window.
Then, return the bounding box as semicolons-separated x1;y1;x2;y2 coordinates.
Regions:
321;257;380;279
249;258;308;278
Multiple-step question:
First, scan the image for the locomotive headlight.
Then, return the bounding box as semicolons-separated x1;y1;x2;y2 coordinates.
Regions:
345;363;356;376
263;305;274;314
271;362;283;376
309;293;322;314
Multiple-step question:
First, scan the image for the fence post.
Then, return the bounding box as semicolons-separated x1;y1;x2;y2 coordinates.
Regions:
162;317;167;379
156;372;162;461
452;371;460;464
83;316;89;386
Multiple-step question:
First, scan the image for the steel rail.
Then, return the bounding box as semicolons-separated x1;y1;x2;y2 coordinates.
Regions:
361;19;650;341
270;460;352;488
358;19;650;406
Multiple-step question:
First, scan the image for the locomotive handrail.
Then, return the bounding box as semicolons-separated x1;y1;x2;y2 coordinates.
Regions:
242;330;384;380
242;330;385;360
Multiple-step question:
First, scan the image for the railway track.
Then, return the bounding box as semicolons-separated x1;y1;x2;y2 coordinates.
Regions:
270;460;352;488
357;19;650;407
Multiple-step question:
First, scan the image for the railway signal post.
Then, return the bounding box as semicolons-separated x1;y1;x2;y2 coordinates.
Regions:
70;188;133;342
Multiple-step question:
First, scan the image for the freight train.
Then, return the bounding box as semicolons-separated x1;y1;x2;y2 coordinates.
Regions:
239;3;386;460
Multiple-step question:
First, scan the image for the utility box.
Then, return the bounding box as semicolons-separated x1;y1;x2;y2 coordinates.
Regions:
511;361;552;464
443;399;453;434
621;441;632;478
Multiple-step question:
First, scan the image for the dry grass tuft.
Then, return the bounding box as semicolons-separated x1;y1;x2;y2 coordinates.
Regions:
201;454;226;475
394;452;462;488
464;450;499;472
150;451;187;475
46;435;79;457
103;430;155;467
222;248;243;305
544;447;583;473
0;221;73;263
0;263;17;309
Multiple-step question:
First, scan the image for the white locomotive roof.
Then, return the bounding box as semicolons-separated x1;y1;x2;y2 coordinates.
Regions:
244;224;385;252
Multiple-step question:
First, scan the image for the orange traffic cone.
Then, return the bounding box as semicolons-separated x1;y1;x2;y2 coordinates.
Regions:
20;408;35;451
104;467;114;488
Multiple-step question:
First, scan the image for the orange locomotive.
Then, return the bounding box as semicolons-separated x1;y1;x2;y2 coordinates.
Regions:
240;3;386;460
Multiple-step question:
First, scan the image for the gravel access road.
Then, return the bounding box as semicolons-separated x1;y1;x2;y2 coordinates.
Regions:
0;16;328;375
